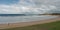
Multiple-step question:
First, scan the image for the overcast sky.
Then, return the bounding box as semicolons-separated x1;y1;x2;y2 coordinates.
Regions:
0;0;60;14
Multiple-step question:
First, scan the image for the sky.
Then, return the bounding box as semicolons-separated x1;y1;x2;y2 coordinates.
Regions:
0;0;19;4
0;0;60;14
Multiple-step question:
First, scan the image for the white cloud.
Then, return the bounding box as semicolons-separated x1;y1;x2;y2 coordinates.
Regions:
0;0;58;14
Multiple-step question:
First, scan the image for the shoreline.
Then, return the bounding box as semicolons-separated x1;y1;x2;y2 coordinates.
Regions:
0;16;60;29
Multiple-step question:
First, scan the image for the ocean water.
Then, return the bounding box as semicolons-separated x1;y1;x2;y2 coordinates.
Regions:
0;15;58;24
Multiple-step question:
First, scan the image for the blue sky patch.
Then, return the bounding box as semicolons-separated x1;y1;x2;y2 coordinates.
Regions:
0;0;19;5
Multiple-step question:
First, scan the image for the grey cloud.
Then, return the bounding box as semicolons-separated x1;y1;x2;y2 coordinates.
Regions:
0;0;60;14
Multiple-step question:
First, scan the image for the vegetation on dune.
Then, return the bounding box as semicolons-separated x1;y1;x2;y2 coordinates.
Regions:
0;21;60;30
45;13;60;15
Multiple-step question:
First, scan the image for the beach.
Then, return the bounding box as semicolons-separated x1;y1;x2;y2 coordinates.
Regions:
0;16;60;29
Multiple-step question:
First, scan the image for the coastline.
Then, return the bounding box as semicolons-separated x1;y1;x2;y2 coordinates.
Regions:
0;16;60;29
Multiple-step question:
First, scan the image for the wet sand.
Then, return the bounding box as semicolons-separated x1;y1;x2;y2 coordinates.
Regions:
0;16;60;29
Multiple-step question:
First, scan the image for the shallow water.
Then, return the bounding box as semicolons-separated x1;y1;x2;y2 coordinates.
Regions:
0;15;58;24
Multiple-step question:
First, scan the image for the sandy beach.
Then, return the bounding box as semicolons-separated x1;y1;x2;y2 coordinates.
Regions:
0;16;60;29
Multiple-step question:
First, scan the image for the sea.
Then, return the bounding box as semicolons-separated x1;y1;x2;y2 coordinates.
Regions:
0;14;58;24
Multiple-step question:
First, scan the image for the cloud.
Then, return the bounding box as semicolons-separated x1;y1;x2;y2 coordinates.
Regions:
0;0;59;14
0;5;20;14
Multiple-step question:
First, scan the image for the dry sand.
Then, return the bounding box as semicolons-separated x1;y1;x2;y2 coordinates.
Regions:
0;16;60;29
